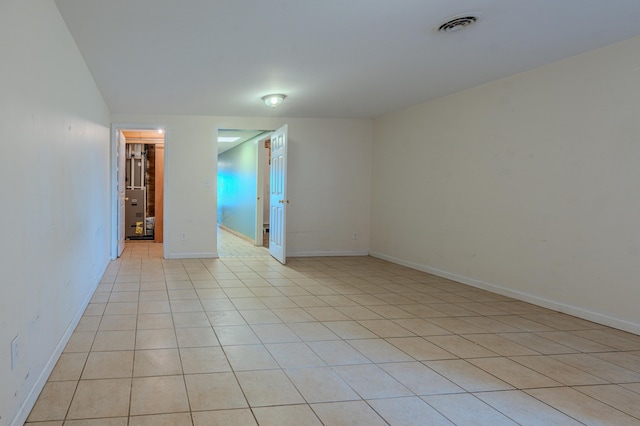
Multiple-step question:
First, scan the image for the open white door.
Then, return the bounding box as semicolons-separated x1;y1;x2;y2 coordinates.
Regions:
116;130;126;257
269;124;288;264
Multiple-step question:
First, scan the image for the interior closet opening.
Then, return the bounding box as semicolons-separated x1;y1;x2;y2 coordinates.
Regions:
111;125;166;260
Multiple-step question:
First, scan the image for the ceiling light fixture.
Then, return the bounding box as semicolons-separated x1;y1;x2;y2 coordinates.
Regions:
157;128;164;134
437;15;479;33
262;94;286;108
218;136;241;143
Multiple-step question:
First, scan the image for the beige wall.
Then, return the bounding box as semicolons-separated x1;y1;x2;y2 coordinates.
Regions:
0;1;112;424
371;35;640;334
111;114;373;258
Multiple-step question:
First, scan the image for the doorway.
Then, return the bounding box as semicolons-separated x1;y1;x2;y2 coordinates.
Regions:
110;124;165;260
216;125;288;263
217;129;271;251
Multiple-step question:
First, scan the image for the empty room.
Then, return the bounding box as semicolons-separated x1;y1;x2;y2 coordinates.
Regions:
2;1;640;425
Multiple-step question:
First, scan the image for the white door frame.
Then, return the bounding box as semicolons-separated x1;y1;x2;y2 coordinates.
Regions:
110;122;168;259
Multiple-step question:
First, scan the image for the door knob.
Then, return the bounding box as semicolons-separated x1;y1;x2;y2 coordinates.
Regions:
278;199;290;204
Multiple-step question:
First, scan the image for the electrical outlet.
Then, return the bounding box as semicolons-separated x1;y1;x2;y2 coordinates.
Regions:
180;232;186;240
353;232;358;240
11;335;19;370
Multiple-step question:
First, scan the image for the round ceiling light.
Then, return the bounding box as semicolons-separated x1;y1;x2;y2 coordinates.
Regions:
262;94;286;108
437;15;479;33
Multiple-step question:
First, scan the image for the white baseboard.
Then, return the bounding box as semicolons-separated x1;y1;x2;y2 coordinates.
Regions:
288;250;370;258
11;259;110;426
166;252;218;259
369;251;640;336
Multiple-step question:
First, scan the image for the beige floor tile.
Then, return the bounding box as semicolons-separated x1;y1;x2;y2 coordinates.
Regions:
175;327;219;347
423;393;519;425
322;321;378;339
108;291;139;303
138;300;171;314
425;359;513;392
135;328;177;350
463;334;539;356
48;352;88;381
572;329;640;351
307;340;370;365
201;298;236;311
392;318;452;336
128;413;192;426
621;382;640;394
333;364;412;399
223;344;279;371
92;330;136;352
592;351;640;372
137;313;174;330
311;401;387;426
357;319;415;338
139;290;169;301
368;396;454;425
304;307;350;321
266;342;326;368
552;353;640;382
64;419;128;426
498;332;576;354
75;316;101;332
133;348;182;376
83;303;107;316
426;335;499;358
469;357;561;389
251;323;300;343
253;404;322;426
475;390;583;426
130;375;189;416
180;346;231;373
214;325;261;345
170;299;205;312
426;317;486;334
98;315;137;331
387;336;456;361
64;331;96;353
509;355;607;386
285;367;361;403
492;315;555;332
207;310;247;326
67;378;131;419
82;351;134;379
575;384;640;418
347;338;414;363
526;387;640;425
380;361;463;395
184;372;248;410
27;381;77;422
235;369;305;407
104;302;138;316
536;330;615;352
272;307;316;323
240;309;283;324
192;409;257;426
288;322;339;341
172;311;210;328
460;316;521;333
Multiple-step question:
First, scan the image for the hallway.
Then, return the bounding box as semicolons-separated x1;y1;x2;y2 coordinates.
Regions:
25;248;640;424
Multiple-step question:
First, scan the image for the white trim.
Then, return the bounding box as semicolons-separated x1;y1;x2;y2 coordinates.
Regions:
289;250;370;257
166;252;218;259
10;260;109;426
369;251;640;335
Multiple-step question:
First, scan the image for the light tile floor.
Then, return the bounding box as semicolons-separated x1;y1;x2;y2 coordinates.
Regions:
25;231;640;425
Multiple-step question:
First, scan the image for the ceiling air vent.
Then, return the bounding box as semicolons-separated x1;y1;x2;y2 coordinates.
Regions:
437;15;478;33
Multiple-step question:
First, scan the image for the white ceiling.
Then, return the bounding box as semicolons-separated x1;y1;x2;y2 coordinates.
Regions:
54;0;640;119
